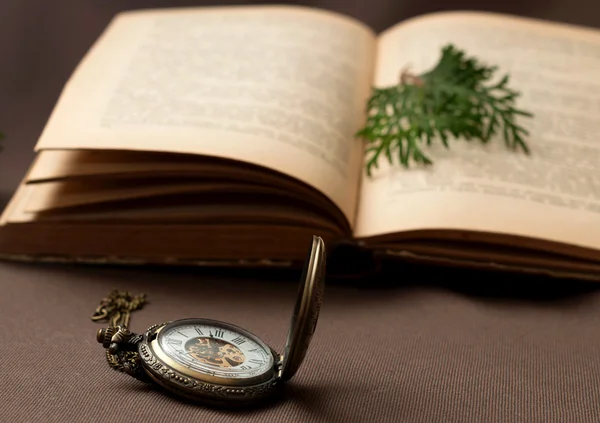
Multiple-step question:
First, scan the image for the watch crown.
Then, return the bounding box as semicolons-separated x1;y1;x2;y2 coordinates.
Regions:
96;327;117;348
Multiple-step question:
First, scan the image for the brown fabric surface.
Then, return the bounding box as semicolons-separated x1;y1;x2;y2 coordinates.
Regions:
2;1;600;422
2;263;600;422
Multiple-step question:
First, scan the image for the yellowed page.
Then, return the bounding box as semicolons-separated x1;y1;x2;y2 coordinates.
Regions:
354;11;600;251
23;181;277;213
2;184;341;234
34;5;376;226
26;150;294;183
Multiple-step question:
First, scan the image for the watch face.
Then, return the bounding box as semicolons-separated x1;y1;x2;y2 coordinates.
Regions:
155;319;274;382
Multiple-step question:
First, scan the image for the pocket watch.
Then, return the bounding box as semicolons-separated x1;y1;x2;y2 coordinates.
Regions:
92;236;326;408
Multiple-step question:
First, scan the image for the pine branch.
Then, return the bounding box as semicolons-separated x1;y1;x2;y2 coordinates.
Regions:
356;44;534;176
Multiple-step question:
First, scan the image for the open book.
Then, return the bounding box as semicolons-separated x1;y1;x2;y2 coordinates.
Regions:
1;5;600;280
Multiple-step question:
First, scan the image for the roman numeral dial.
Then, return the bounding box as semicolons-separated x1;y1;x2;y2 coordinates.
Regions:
231;336;246;345
210;329;225;338
158;320;274;381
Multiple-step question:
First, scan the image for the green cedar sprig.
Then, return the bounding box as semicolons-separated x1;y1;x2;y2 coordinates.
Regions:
356;44;533;176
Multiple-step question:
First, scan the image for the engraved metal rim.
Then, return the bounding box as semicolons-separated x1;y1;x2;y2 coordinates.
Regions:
138;339;280;405
280;235;326;381
149;318;277;386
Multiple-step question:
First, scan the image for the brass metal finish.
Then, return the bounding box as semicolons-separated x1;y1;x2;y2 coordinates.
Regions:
92;236;326;408
92;290;147;374
91;289;146;328
96;327;116;348
139;336;281;408
146;320;277;387
280;236;326;381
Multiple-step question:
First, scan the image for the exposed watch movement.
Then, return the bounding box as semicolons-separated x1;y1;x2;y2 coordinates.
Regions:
93;235;326;408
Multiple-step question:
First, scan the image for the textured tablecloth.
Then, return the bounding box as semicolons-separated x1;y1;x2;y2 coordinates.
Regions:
1;1;600;422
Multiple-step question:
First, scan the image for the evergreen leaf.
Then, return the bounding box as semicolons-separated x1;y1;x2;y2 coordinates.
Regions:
355;43;533;174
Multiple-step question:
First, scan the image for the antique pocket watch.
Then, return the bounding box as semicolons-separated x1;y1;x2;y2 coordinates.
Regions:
92;236;326;408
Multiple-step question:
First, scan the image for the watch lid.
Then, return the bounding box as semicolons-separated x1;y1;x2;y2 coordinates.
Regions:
280;235;326;381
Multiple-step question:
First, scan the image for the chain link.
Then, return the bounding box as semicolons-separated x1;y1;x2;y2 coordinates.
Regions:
91;290;147;376
91;289;147;329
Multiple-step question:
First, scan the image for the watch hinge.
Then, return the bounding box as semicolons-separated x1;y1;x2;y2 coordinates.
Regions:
277;354;284;377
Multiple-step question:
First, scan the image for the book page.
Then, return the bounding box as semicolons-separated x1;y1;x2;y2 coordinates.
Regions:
34;5;376;226
354;12;600;251
26;150;313;188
